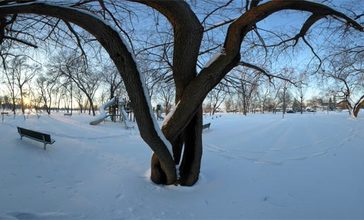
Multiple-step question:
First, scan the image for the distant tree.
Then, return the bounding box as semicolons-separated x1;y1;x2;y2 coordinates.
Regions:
224;96;234;112
277;68;296;117
2;61;17;114
281;83;288;117
8;56;38;114
328;97;334;111
74;88;85;113
322;52;364;117
292;99;300;112
296;72;308;114
28;83;43;115
239;72;259;115
264;97;277;113
49;52;100;116
203;102;212;114
156;81;175;115
36;72;59;114
207;83;227;115
256;82;273;113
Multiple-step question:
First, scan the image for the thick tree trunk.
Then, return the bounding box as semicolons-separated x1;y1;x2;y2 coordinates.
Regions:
151;107;202;185
179;106;202;186
0;16;5;44
150;153;168;184
140;1;204;186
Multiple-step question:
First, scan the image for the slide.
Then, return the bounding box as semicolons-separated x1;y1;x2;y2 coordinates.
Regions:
89;97;117;125
120;104;134;128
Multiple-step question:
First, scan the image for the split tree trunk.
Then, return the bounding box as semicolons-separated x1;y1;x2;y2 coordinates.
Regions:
151;107;202;186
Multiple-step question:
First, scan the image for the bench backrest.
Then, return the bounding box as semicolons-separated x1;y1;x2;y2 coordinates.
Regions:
203;123;211;129
17;127;52;143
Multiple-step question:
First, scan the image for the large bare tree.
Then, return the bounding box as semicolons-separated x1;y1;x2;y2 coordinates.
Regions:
322;53;364;117
5;55;38;114
49;51;100;116
0;0;363;186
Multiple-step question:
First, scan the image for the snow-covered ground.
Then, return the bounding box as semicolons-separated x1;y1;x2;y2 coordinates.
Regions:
0;111;363;219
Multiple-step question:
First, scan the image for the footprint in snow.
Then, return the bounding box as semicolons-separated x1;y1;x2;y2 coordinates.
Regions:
44;179;53;184
115;193;124;199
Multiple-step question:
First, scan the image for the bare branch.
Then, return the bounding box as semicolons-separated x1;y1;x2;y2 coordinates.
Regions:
198;44;221;56
201;0;234;25
128;0;203;100
64;21;87;58
252;27;268;58
103;6;135;54
294;14;325;46
3;35;37;47
204;18;236;32
302;36;322;71
239;61;297;85
355;13;364;20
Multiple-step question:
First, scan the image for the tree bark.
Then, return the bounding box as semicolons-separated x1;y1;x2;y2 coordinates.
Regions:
131;1;204;185
353;95;364;118
179;106;202;186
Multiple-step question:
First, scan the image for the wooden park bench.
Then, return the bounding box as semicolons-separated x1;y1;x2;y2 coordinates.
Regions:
17;127;55;150
64;113;72;116
202;123;211;130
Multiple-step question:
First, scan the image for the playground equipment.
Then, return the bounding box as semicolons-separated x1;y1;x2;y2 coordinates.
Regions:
89;97;117;125
89;97;133;128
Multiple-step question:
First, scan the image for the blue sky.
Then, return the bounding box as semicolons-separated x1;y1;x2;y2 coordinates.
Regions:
0;0;363;104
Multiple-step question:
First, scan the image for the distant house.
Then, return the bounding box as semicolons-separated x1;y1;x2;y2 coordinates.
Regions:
306;103;331;112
